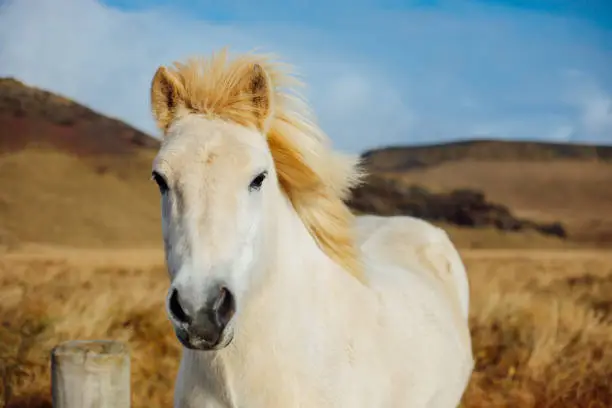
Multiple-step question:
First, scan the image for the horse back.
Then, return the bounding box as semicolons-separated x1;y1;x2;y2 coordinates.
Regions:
355;214;470;322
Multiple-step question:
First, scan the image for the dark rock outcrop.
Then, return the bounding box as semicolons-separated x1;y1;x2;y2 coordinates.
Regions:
347;174;567;238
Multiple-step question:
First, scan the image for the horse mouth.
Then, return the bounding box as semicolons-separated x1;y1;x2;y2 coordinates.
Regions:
174;326;234;351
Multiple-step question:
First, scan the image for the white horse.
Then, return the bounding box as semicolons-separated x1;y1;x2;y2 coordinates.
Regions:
149;49;474;408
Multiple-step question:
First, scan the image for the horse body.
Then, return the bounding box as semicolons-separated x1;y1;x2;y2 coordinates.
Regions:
148;49;473;408
175;202;472;408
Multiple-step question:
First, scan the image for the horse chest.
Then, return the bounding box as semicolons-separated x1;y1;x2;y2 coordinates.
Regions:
221;336;395;408
223;348;332;407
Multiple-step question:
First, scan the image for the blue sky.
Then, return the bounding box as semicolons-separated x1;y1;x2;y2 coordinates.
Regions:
0;0;611;152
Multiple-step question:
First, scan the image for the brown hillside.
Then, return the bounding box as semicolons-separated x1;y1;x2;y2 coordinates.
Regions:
0;77;161;249
358;142;612;246
361;139;612;171
2;77;611;250
348;175;567;238
0;78;158;155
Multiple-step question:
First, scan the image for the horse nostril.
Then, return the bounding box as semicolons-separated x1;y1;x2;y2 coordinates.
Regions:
212;287;236;328
169;288;191;324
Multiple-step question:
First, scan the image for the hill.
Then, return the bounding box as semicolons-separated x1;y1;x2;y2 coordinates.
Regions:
0;77;162;249
348;176;566;237
0;78;158;155
356;140;612;247
361;139;612;171
2;77;611;250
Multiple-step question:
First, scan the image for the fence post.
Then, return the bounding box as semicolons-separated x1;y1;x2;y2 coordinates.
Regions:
51;339;130;408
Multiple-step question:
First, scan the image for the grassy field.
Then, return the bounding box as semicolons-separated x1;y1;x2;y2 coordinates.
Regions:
1;245;611;407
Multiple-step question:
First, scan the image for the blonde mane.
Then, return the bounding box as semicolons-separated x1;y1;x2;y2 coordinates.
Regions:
151;49;366;283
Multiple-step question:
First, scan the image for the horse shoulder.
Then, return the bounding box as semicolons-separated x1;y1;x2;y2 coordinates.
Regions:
355;215;474;402
355;214;470;321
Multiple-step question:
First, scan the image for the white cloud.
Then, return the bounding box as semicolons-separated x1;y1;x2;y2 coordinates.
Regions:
548;125;575;142
582;94;612;135
561;70;612;142
0;0;611;153
0;0;414;153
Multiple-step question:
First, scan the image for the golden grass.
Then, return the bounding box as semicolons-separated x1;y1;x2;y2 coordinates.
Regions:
461;249;612;407
1;246;612;407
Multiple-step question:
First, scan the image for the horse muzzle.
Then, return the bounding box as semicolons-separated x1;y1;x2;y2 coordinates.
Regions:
166;284;236;350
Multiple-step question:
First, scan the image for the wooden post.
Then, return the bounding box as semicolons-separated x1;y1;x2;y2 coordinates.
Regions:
51;340;130;408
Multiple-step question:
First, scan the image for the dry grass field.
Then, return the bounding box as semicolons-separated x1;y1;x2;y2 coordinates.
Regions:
2;78;612;407
1;245;611;408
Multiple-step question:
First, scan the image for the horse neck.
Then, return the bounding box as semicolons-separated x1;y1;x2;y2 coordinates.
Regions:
201;188;373;400
238;186;364;338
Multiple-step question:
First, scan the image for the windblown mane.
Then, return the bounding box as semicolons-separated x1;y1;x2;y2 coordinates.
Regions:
154;49;366;282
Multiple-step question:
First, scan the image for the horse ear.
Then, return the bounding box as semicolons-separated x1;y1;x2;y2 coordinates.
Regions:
150;66;187;133
237;63;274;130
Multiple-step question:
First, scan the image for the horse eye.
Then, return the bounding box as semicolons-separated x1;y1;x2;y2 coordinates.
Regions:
151;171;169;194
249;171;267;192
